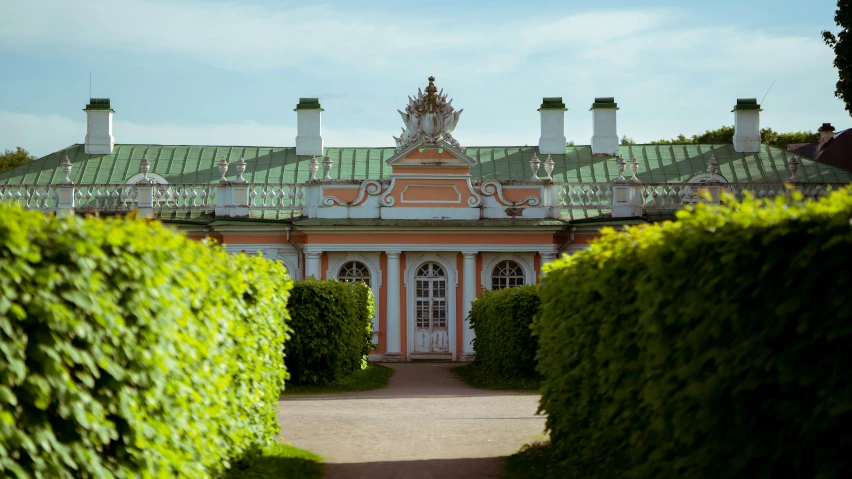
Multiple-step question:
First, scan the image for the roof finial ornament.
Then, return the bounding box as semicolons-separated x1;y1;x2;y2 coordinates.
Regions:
393;76;464;152
706;154;718;175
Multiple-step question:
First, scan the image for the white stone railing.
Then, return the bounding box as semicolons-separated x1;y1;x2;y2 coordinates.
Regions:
248;183;305;210
0;185;60;211
638;182;841;210
557;183;614;209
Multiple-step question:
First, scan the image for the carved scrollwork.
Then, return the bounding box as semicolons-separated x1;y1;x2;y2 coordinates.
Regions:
322;180;384;207
480;181;540;206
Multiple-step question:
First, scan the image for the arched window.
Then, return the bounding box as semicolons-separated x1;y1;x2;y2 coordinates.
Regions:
491;260;525;290
338;261;371;285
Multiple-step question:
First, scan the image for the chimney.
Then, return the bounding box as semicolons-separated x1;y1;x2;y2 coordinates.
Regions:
590;97;618;156
538;97;567;154
818;122;836;149
84;98;114;155
732;98;761;153
295;98;323;156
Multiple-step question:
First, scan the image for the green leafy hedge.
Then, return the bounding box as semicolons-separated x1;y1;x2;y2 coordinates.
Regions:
469;285;541;379
285;279;374;385
534;189;852;478
0;205;292;478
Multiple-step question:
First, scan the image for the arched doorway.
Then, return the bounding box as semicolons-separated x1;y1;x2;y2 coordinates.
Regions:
413;262;449;354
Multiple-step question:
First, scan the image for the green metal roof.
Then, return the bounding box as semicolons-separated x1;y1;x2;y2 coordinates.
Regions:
2;143;851;186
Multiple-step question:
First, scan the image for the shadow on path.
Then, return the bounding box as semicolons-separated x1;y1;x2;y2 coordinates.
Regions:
323;456;505;479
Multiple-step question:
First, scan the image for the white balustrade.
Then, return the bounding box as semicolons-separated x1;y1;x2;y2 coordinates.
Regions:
0;185;58;211
558;183;614;209
248;183;305;217
2;180;846;217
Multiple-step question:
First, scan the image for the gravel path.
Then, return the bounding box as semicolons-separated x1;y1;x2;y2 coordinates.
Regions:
277;363;546;479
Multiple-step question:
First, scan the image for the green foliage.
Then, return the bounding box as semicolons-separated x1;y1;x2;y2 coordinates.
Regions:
824;1;852;115
0;147;35;174
224;441;323;479
0;204;292;478
534;188;852;478
453;363;541;391
620;135;636;145
650;126;818;149
505;442;561;479
285;279;374;385
468;285;541;380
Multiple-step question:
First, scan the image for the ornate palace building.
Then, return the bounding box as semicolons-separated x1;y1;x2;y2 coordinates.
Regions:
2;77;850;361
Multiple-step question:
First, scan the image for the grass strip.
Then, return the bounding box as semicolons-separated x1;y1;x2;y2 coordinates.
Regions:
282;363;394;395
453;363;542;391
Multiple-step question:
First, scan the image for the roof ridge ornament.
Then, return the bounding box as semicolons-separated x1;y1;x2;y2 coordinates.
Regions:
393;76;464;152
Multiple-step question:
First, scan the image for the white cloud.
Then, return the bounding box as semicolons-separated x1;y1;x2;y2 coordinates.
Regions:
0;1;847;150
0;110;397;157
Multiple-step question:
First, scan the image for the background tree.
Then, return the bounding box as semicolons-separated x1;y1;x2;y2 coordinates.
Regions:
649;126;817;149
620;135;636;145
823;1;852;115
0;147;36;174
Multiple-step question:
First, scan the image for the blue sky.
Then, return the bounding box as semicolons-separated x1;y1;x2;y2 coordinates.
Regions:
0;0;846;157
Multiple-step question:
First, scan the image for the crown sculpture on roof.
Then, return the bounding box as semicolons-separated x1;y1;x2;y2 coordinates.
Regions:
394;76;464;152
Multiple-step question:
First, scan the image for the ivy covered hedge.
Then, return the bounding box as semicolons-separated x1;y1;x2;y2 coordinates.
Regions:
0;205;292;478
535;189;852;478
285;279;374;385
469;285;540;379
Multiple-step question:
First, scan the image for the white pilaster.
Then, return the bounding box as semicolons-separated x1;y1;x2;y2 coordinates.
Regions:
539;251;556;278
305;252;322;278
461;251;477;361
384;251;403;361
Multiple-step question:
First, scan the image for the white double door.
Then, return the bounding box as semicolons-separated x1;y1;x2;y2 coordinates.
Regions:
413;263;449;353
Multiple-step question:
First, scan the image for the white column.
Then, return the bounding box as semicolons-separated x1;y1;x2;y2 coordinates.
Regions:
461;251;477;361
383;251;403;361
540;251;556;278
305;252;322;278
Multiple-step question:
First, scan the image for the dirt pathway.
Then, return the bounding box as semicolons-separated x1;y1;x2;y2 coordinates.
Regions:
277;363;545;479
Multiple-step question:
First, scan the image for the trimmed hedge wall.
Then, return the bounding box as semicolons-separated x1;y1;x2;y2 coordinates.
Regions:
0;205;291;478
534;189;852;478
285;279;374;385
469;285;541;378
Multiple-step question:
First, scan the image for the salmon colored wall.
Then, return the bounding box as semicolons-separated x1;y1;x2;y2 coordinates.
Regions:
384;178;476;208
455;253;463;358
322;188;361;203
220;234;289;244
305;233;555;245
376;253;388;354
572;234;601;244
399;149;459;161
400;184;462;202
185;235;205;241
500;188;543;205
399;253;407;358
321;253;328;280
390;166;471;175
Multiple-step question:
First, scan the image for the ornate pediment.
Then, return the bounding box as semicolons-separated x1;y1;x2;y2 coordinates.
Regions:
393;76;464;152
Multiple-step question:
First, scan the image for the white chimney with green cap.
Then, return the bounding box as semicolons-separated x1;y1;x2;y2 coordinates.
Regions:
590;97;618;156
84;98;114;155
295;98;323;156
733;98;761;153
538;97;567;154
